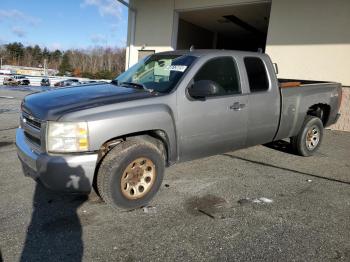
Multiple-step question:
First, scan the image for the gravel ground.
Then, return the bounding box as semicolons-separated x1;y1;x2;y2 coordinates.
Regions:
0;86;349;262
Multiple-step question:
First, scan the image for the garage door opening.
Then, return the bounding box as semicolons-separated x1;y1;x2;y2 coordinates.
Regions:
176;3;271;52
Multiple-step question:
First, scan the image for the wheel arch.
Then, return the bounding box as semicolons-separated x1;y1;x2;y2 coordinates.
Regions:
92;129;171;196
95;129;173;166
306;103;331;126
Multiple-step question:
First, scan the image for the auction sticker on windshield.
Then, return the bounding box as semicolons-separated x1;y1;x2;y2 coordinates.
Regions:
165;65;187;72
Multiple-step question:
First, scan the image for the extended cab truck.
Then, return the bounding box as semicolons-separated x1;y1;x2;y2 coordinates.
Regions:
16;50;342;210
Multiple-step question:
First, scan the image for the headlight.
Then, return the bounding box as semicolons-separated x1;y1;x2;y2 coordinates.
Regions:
47;122;89;153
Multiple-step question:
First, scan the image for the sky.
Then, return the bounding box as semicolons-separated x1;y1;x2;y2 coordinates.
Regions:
0;0;128;50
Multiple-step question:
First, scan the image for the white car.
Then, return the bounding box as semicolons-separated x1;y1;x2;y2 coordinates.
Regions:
3;75;30;86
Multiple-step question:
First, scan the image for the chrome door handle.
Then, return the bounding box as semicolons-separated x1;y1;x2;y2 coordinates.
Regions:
230;102;246;111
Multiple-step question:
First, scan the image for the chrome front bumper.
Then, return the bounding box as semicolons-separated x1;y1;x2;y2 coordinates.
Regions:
16;128;98;193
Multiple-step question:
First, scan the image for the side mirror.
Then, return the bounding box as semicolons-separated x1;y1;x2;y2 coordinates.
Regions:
188;80;221;99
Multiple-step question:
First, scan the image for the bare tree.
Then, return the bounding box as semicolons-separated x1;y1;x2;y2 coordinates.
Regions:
0;42;126;79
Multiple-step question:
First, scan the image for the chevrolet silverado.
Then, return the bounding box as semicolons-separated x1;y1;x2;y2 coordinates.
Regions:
16;50;342;210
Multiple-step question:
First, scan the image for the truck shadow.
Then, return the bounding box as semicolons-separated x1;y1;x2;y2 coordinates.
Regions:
20;162;90;262
221;153;350;185
263;139;295;155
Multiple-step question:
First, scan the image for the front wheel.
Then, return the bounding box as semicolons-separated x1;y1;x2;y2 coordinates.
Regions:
291;116;324;156
96;139;165;210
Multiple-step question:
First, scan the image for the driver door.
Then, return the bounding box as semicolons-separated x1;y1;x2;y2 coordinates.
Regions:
177;56;248;161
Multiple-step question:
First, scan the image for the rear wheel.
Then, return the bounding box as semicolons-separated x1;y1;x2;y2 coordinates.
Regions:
96;139;165;210
291;116;323;156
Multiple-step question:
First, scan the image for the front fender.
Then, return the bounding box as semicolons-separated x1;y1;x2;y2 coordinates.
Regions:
87;104;177;161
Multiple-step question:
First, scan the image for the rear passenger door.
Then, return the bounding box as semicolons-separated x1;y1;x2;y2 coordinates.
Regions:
244;56;280;146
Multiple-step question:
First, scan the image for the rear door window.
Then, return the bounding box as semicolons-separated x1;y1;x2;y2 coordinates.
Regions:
244;57;269;92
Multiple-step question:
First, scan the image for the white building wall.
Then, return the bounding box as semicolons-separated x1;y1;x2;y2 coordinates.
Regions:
127;0;350;86
127;0;265;68
126;0;175;67
266;0;350;86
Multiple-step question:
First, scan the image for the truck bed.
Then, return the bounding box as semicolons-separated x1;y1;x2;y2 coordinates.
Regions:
274;79;341;141
278;78;335;88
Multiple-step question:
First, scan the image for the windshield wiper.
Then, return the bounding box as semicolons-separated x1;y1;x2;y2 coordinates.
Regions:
120;82;155;93
111;79;119;85
120;81;146;89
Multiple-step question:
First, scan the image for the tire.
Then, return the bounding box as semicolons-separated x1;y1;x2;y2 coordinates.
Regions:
290;116;324;156
96;139;165;210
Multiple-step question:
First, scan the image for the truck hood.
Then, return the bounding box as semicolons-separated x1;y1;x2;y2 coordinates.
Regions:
22;83;159;120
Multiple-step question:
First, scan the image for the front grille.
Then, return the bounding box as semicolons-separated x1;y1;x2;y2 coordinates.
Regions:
22;112;41;129
21;111;43;151
24;131;41;146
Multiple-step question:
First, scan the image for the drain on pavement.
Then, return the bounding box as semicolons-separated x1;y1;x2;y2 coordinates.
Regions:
185;194;233;219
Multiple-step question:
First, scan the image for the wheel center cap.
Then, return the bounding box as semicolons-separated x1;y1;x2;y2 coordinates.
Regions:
307;131;313;141
129;167;143;185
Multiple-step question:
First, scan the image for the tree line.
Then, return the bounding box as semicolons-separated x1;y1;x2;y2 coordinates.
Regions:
0;42;126;79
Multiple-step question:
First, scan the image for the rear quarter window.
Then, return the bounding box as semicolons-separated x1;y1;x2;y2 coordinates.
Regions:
244;57;269;92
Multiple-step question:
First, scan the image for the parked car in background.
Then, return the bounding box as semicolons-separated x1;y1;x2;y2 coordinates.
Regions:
54;79;80;87
40;78;51;86
3;75;30;86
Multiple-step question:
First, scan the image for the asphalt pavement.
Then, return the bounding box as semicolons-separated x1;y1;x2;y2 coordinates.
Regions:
0;86;349;262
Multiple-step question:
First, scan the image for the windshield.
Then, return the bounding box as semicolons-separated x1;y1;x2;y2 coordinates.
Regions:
115;54;197;93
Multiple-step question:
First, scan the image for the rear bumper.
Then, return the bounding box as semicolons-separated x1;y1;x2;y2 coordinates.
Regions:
16;128;98;193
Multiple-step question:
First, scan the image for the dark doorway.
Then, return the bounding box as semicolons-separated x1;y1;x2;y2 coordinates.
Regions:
176;2;271;52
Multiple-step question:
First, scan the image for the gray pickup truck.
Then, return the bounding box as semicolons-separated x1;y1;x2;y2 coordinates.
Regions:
16;50;342;210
